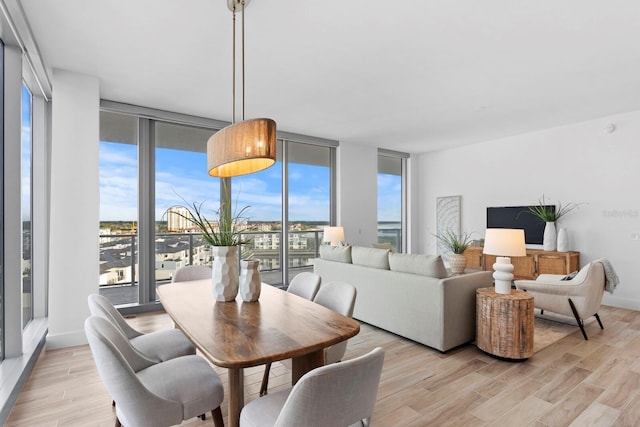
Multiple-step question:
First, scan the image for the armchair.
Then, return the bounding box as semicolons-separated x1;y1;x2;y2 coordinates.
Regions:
515;261;605;340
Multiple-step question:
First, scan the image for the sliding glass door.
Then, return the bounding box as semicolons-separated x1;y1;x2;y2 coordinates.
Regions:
99;111;139;305
154;121;220;283
99;103;337;307
21;82;33;327
377;153;406;252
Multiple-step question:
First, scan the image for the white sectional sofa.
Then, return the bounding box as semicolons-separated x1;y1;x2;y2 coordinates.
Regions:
313;245;493;352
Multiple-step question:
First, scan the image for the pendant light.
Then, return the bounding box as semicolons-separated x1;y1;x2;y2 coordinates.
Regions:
207;0;276;177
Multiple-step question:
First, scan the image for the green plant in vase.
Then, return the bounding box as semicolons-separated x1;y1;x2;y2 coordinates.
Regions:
525;195;583;251
435;229;474;255
167;182;251;301
434;229;474;275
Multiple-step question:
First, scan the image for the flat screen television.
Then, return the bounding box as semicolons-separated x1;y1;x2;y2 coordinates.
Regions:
486;205;555;245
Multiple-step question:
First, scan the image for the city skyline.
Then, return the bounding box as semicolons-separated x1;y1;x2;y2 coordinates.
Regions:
99;141;401;223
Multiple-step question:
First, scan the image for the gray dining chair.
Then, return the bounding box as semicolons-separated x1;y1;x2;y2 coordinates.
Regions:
85;316;225;427
88;294;195;361
259;272;322;396
286;272;321;300
259;280;357;397
313;281;357;365
172;265;212;282
241;347;384;427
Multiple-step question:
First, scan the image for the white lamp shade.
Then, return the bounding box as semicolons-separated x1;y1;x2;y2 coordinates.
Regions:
323;226;345;245
483;229;526;257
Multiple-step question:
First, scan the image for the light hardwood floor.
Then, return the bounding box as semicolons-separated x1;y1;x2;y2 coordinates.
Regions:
6;304;640;427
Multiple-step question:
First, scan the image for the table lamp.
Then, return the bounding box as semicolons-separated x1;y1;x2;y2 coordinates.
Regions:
483;228;526;294
323;226;345;246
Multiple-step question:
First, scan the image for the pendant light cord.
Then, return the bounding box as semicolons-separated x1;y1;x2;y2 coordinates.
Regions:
232;6;236;124
231;1;247;124
242;0;245;121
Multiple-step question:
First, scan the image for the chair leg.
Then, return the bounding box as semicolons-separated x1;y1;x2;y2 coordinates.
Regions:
260;362;272;396
594;313;604;330
568;298;589;340
540;309;544;315
115;417;122;427
212;406;224;427
200;413;206;420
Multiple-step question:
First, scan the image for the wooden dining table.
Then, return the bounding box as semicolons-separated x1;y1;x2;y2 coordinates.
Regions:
156;279;360;427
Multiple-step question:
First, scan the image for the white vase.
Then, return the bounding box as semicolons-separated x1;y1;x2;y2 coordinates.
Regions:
239;260;261;302
557;228;569;252
543;222;557;251
449;253;467;275
211;246;239;302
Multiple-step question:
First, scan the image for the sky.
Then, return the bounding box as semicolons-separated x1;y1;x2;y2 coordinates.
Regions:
99;141;402;223
22;83;32;222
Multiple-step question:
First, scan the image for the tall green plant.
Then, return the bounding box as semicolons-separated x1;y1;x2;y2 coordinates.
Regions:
434;229;474;254
525;195;582;223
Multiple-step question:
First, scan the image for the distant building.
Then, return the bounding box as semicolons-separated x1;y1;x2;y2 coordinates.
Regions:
166;207;200;232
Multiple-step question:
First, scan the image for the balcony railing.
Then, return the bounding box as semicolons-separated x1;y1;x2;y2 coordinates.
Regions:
100;229;325;288
100;227;402;288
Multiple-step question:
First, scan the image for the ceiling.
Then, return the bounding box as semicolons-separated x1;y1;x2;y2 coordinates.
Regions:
16;0;640;153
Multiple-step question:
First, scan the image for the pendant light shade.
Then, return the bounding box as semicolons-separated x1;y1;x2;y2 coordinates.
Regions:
207;118;276;177
206;0;276;178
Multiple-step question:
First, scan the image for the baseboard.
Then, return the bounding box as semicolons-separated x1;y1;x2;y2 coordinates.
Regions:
45;329;88;350
602;294;640;311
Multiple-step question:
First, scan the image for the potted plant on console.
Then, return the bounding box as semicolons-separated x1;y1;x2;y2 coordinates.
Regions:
435;229;474;275
170;185;251;302
526;195;582;252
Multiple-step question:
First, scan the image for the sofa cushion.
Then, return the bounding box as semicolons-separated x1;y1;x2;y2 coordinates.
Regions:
319;245;352;263
351;246;390;270
388;253;448;279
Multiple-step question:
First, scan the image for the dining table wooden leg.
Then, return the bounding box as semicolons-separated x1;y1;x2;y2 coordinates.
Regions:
291;349;324;385
228;367;244;427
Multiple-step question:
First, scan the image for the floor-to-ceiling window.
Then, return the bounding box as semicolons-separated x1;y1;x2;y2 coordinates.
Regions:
21;82;32;327
377;151;407;252
0;41;4;360
98;111;139;305
231;140;283;285
286;142;332;282
99;103;337;306
154;121;220;282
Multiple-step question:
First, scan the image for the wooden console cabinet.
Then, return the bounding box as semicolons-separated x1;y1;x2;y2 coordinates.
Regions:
463;246;579;280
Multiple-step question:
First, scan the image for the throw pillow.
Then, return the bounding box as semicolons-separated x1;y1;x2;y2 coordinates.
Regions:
319;245;352;263
561;270;579;281
388;253;448;279
351;246;391;270
372;242;394;252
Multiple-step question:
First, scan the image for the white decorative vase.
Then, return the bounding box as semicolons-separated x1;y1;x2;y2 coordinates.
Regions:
543;222;557;251
449;253;467;275
557;228;569;252
239;260;261;302
211;246;239;302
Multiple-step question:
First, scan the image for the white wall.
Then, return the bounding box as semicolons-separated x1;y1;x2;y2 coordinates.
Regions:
337;142;378;246
418;110;640;310
47;69;100;349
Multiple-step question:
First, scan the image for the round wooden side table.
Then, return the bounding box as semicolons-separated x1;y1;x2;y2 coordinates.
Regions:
476;287;534;360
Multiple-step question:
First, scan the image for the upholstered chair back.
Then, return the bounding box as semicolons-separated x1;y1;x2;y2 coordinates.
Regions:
172;265;211;283
274;347;384;427
88;293;141;340
286;272;321;300
313;281;357;364
84;316;183;427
